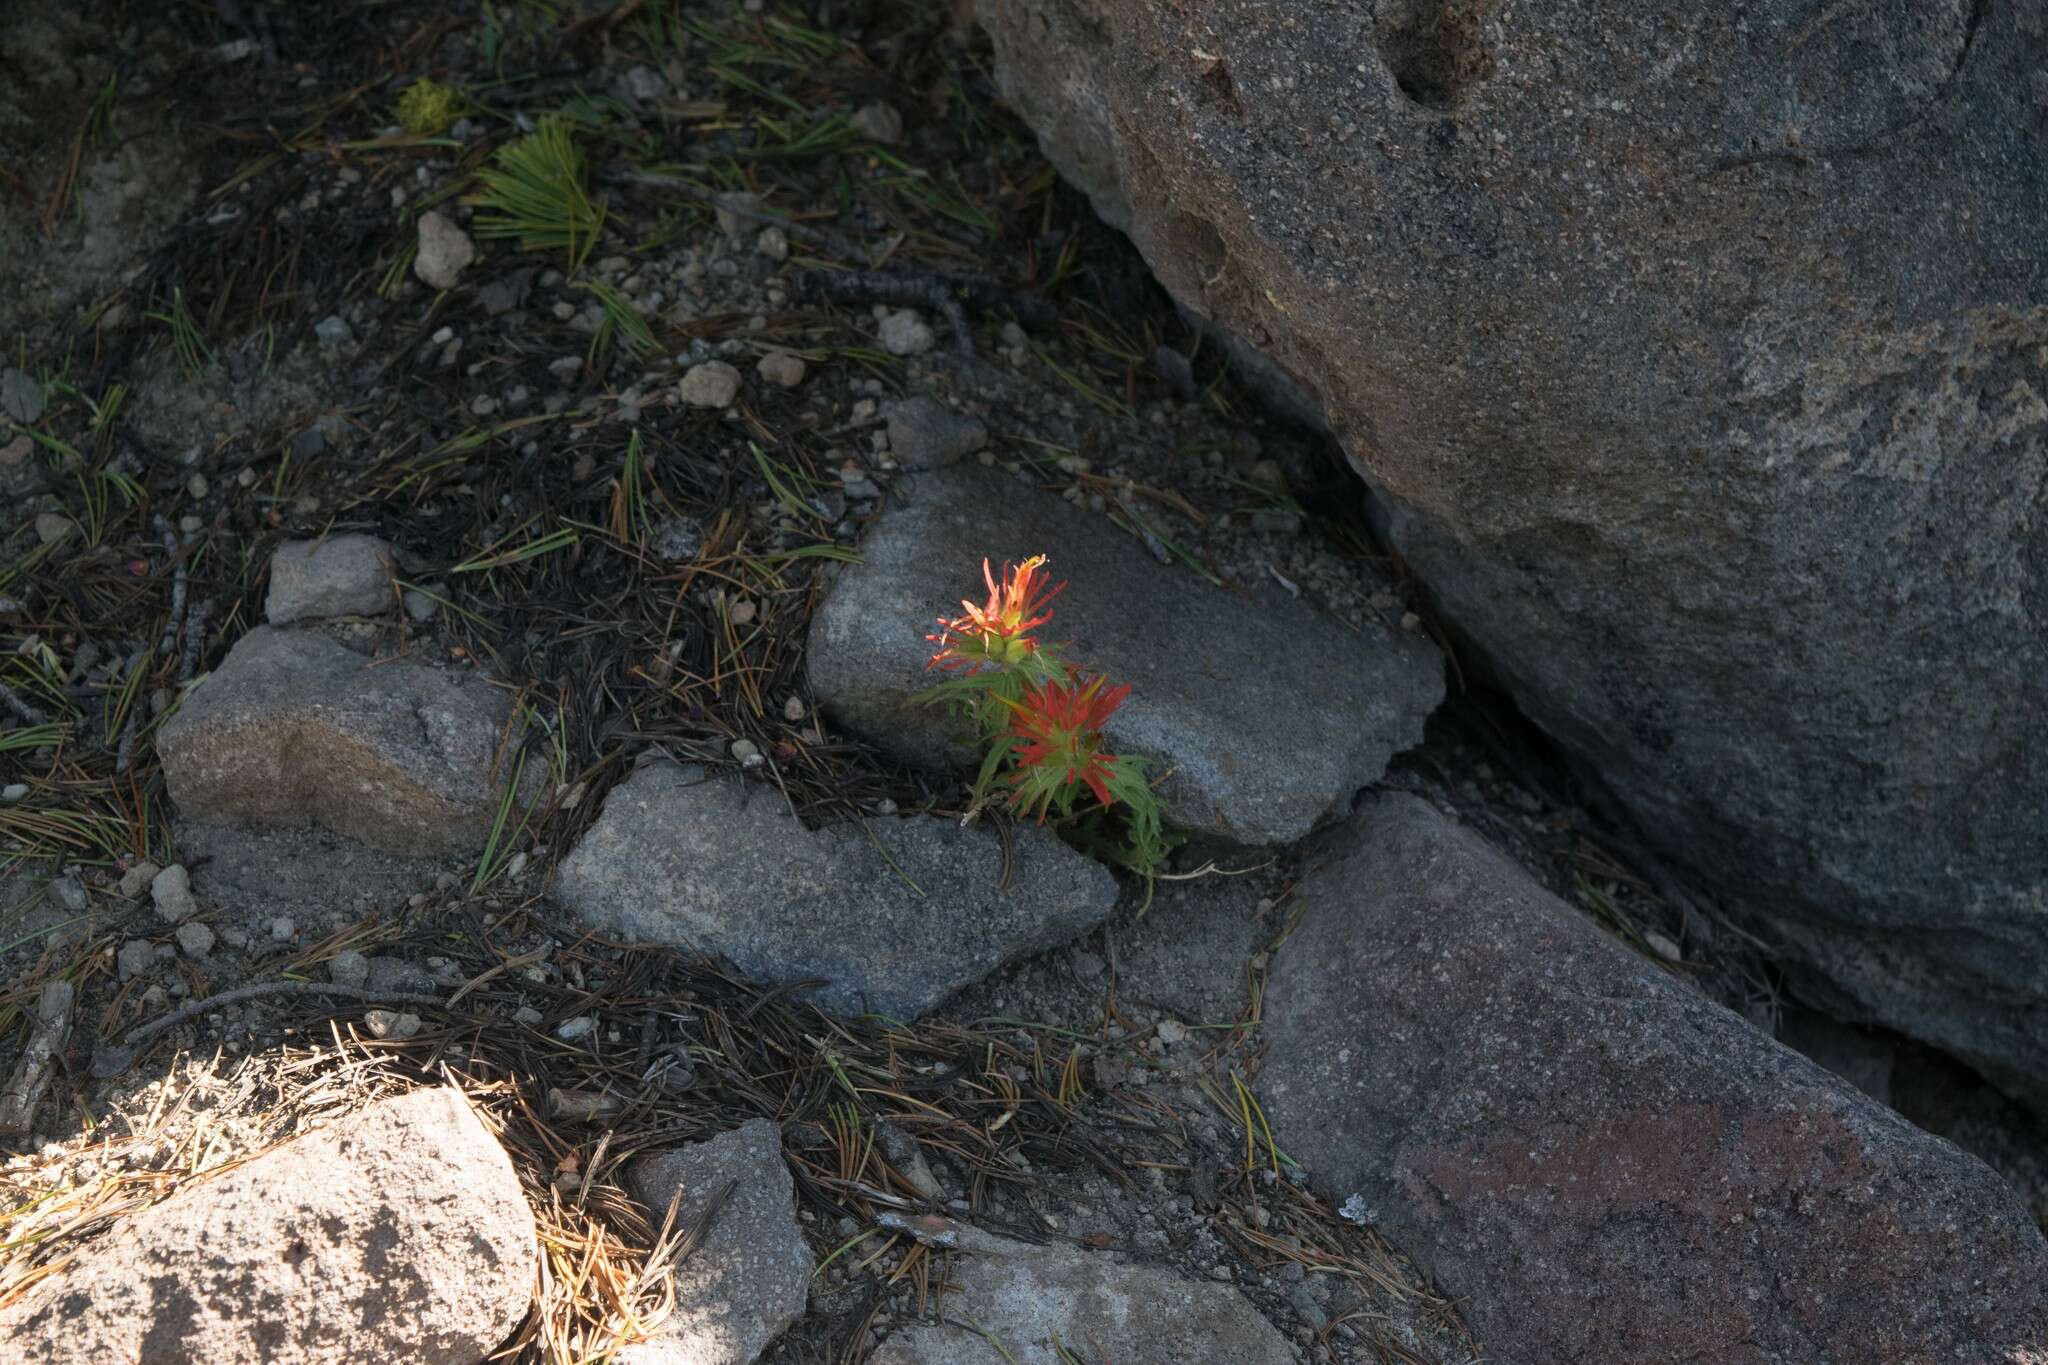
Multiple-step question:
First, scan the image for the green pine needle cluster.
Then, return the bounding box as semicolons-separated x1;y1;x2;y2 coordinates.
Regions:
471;116;606;270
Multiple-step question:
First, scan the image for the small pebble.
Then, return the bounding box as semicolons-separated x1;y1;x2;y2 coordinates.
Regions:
119;861;161;900
270;916;296;941
878;309;936;357
783;695;805;722
150;864;197;923
514;1006;545;1026
0;783;27;803
413;210;476;291
1645;930;1684;962
117;939;156;982
677;360;742;409
555;1015;596;1043
729;738;761;764
851;101;904;144
756;351;806;388
48;875;88;912
755;225;789;261
329;948;370;988
186;472;209;499
363;1009;422;1040
175;921;216;958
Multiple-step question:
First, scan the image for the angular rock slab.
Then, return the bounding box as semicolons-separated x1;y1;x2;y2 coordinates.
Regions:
266;534;398;623
551;762;1116;1018
807;464;1442;847
622;1120;811;1365
1257;794;2048;1364
870;1225;1292;1364
0;1088;535;1364
159;626;529;856
980;0;2048;1093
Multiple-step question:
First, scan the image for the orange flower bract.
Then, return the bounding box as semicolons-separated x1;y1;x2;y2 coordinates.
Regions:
925;555;1064;672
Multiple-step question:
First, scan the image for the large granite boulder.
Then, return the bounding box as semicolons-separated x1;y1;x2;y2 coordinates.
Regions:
978;0;2048;1089
1258;795;2048;1363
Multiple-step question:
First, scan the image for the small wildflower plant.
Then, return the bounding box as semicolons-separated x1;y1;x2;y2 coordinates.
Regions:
919;556;1172;873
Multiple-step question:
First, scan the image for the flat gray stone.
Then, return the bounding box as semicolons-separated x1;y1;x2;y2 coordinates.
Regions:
550;762;1116;1019
266;535;397;623
1257;794;2048;1364
159;626;534;856
870;1224;1293;1365
0;1088;535;1364
807;464;1442;847
622;1120;811;1365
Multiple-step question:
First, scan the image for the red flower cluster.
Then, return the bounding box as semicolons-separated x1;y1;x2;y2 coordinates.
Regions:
1005;672;1131;812
917;553;1166;868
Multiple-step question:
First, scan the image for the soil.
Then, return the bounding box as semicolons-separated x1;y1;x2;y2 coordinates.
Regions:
1;2;2040;1362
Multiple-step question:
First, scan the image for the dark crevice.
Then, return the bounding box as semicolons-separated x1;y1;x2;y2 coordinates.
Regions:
1380;0;1498;111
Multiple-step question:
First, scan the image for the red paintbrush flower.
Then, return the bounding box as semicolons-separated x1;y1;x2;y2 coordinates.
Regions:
1004;671;1130;812
925;555;1064;672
